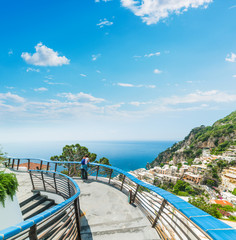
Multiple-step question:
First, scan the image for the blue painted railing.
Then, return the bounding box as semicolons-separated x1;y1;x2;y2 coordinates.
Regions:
0;168;81;240
1;157;236;240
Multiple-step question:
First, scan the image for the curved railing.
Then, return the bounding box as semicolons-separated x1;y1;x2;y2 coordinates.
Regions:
2;157;236;240
0;169;81;240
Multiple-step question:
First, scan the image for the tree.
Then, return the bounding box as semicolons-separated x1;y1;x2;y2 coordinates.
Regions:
177;163;182;171
206;179;215;187
217;160;227;172
51;144;97;176
189;197;222;219
0;146;6;166
96;157;111;166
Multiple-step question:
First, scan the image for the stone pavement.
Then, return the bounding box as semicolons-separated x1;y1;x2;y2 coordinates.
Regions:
76;179;159;240
1;167;160;239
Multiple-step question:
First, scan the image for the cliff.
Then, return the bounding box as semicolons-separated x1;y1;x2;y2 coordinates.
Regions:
150;111;236;167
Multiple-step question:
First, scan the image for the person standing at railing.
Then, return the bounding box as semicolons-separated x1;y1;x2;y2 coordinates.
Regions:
81;155;89;180
84;155;89;180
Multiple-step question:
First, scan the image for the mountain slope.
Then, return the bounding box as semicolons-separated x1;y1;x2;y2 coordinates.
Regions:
150;111;236;167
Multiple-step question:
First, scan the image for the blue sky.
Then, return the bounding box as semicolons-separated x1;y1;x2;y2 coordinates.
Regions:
0;0;236;142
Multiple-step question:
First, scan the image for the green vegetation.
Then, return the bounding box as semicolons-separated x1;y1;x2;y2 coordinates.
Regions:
0;146;6;165
232;188;236;196
189;197;236;220
96;157;111;166
51;143;111;176
0;172;19;207
150;111;236;168
202;160;236;188
154;179;200;196
211;141;232;155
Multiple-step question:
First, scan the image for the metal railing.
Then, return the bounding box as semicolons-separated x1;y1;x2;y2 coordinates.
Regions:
2;157;236;240
0;169;81;240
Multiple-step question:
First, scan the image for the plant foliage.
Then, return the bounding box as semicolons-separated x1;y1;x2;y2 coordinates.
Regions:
0;172;18;207
51;143;111;176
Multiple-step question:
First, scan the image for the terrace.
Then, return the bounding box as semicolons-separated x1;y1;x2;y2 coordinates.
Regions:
1;158;236;240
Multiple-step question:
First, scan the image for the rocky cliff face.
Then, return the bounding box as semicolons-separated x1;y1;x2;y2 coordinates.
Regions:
150;111;236;167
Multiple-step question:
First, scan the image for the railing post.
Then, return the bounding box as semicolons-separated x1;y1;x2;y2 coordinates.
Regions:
74;198;81;240
54;163;57;172
17;159;20;170
77;198;82;217
28;159;30;170
12;158;15;169
120;175;126;191
152;199;167;228
41;172;46;191
108;169;113;184
128;190;132;204
29;171;35;190
29;224;38;240
68;178;71;197
46;162;50;171
40;161;43;170
8;158;11;167
96;166;99;180
53;173;58;194
132;184;139;203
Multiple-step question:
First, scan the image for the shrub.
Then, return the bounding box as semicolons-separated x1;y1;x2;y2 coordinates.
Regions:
177;191;189;196
229;215;236;221
0;172;18;207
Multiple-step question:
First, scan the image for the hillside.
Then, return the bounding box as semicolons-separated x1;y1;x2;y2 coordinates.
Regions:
150;111;236;167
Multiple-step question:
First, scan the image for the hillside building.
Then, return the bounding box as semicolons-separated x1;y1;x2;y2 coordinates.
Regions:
221;167;236;191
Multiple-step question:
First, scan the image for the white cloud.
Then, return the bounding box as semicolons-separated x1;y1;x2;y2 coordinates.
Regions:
26;67;40;72
229;5;236;9
5;86;15;90
121;0;212;25
97;18;113;28
146;85;156;88
34;87;48;92
162;90;236;105
144;52;160;57
44;80;64;85
186;81;193;83
233;75;236;78
95;0;112;2
118;83;134;87
134;52;160;59
80;74;87;77
58;92;105;103
21;43;70;66
154;69;162;74
8;50;13;55
92;54;101;61
225;53;236;62
96;70;101;73
0;92;25;103
130;101;150;106
117;83;156;88
45;75;53;80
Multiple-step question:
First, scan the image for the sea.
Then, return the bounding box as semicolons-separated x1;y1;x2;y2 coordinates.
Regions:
2;141;176;172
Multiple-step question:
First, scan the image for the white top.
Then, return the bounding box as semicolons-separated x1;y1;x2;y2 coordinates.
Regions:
85;157;89;164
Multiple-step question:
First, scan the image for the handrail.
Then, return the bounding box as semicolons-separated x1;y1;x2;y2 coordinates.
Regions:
0;169;81;240
2;157;236;240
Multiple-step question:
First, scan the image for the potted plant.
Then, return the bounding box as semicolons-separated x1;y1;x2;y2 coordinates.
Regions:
0;148;23;231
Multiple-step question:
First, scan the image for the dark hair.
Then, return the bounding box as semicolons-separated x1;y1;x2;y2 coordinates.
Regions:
85;155;89;157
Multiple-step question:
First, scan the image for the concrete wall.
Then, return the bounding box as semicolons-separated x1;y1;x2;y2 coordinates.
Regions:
0;195;23;231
